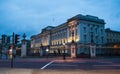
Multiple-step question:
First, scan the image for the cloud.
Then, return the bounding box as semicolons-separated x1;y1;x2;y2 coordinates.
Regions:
0;0;120;39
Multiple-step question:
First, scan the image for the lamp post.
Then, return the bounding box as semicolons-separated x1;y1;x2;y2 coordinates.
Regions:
9;45;13;68
9;32;15;68
46;48;49;58
63;43;66;60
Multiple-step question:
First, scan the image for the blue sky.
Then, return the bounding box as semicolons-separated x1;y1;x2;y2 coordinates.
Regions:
0;0;120;39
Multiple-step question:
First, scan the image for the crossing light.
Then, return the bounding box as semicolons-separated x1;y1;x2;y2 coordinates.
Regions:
15;34;20;44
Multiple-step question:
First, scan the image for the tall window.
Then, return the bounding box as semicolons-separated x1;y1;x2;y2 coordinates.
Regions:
61;40;62;44
95;28;97;34
101;29;103;34
58;41;59;45
83;27;86;33
84;35;86;43
72;31;74;37
101;37;103;43
76;29;77;35
91;27;93;31
69;31;71;37
96;36;98;43
64;40;65;43
107;39;109;43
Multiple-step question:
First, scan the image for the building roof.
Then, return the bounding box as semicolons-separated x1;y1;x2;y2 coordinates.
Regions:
68;14;105;24
31;14;106;39
105;28;120;33
41;26;55;33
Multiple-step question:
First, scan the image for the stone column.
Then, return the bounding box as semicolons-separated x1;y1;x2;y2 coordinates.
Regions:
40;43;43;56
71;42;77;58
21;39;27;57
90;45;96;57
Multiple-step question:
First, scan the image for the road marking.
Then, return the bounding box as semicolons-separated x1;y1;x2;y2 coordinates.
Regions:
41;61;54;70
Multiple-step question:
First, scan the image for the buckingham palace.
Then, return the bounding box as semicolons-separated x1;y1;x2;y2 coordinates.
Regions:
31;14;106;57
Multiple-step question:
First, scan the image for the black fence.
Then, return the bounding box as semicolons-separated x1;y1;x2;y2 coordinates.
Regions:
96;47;120;56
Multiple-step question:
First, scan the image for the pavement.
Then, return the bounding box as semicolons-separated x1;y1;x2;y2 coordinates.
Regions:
0;57;120;74
0;68;120;74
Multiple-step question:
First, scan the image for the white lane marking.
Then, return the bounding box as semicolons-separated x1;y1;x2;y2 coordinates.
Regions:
41;61;54;69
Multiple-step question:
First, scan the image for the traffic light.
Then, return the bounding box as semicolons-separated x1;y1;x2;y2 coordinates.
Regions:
7;36;10;43
15;34;20;44
2;34;6;44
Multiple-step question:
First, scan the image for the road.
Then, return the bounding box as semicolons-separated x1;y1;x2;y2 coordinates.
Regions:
0;57;120;70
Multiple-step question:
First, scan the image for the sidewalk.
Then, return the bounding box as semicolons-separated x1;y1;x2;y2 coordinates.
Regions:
0;68;120;74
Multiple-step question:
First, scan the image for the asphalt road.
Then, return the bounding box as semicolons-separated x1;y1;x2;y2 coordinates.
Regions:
0;57;120;70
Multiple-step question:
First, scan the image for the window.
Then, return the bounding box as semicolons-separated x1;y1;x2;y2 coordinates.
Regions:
91;27;93;31
56;42;57;45
63;32;65;37
101;29;103;34
101;37;103;43
83;27;86;33
97;25;99;28
64;40;65;43
58;41;59;45
88;24;90;26
84;35;86;43
72;31;74;37
107;39;109;43
76;29;78;35
69;31;71;37
95;28;97;34
96;36;98;43
61;40;62;44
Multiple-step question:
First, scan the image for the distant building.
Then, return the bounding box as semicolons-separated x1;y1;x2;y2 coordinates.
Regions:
31;26;54;54
31;14;106;56
105;28;120;47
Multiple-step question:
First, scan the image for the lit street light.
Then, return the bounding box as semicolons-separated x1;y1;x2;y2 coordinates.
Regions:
63;43;66;60
46;48;49;58
9;46;13;68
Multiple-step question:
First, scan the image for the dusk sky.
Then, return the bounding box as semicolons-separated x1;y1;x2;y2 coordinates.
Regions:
0;0;120;39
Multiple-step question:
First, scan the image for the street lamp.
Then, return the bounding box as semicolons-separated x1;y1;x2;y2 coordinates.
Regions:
46;49;49;52
63;43;66;60
9;45;13;68
46;48;49;58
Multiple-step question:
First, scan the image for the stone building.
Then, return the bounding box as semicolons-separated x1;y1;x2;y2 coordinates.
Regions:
31;14;106;57
105;28;120;47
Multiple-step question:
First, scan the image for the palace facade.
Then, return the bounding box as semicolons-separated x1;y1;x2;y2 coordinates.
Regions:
105;28;120;47
31;14;106;56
